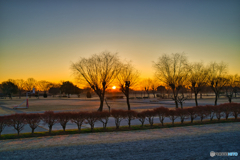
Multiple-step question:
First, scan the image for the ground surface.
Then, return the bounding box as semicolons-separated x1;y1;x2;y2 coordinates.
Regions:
1;97;240;135
1;96;239;114
0;122;239;160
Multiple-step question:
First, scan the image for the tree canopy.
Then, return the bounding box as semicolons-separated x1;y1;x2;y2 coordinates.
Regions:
71;51;122;111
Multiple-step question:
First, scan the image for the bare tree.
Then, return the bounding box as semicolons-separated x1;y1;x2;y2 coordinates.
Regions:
37;80;52;92
142;78;159;98
207;62;228;105
150;79;159;98
153;53;189;108
224;74;239;103
141;78;152;98
117;62;139;110
25;78;37;98
15;79;25;99
37;80;53;99
188;62;208;106
71;51;122;111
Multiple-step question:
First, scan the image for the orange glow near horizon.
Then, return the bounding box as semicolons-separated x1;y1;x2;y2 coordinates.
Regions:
112;86;116;90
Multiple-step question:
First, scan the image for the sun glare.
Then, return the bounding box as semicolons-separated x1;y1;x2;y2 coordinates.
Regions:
112;86;116;89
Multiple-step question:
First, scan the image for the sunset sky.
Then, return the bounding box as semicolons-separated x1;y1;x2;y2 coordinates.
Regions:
1;0;240;84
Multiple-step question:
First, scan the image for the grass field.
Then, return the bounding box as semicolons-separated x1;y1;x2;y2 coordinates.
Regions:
1;96;240;115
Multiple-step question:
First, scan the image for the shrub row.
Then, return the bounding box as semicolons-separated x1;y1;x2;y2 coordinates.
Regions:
0;103;239;137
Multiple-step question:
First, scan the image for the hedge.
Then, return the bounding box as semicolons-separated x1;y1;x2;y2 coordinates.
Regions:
0;103;239;137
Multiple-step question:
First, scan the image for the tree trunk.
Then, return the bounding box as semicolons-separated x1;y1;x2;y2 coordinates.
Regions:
32;128;35;135
141;121;144;127
98;98;104;111
78;124;81;132
128;119;131;128
174;99;178;108
49;126;52;134
228;97;232;103
195;93;198;106
214;93;218;106
127;95;130;110
181;119;184;123
91;124;94;131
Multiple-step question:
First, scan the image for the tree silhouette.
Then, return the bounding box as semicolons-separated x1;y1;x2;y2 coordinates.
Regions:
208;62;228;105
60;81;81;98
71;51;122;111
0;81;18;99
117;62;139;110
154;53;189;108
188;62;208;106
25;78;36;98
224;74;239;103
14;79;25;99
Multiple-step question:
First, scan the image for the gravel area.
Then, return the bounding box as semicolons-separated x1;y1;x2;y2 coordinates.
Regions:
0;122;240;159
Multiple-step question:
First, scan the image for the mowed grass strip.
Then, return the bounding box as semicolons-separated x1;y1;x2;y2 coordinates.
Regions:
1;118;239;140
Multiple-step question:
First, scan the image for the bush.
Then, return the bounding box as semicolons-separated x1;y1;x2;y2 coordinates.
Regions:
86;92;92;98
195;106;208;122
168;110;178;125
137;112;146;127
8;113;26;136
85;111;99;131
0;115;9;137
176;108;189;124
144;110;156;127
125;110;137;128
98;111;110;129
71;112;87;132
25;113;41;135
111;109;126;129
154;107;169;126
204;105;215;121
230;103;240;120
187;107;198;123
55;112;71;132
220;103;232;120
43;93;47;98
213;105;224;121
41;111;58;134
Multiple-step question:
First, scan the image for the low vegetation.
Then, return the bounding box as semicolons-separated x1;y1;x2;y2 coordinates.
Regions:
0;103;239;140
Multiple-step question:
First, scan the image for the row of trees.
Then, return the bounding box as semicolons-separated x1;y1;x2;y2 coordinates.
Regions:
1;52;239;110
0;79;82;99
71;51;240;110
1;103;239;137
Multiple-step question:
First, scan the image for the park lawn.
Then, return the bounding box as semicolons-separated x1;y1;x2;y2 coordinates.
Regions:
0;108;16;115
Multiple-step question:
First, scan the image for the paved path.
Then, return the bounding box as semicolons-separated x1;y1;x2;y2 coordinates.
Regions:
0;122;240;160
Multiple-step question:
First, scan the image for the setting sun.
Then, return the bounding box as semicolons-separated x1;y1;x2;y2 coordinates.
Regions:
112;86;116;90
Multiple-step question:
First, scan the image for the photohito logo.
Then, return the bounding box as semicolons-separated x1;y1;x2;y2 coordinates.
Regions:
210;151;215;157
210;151;238;157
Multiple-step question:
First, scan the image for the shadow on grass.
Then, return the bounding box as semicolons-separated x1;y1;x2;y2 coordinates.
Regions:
1;118;239;140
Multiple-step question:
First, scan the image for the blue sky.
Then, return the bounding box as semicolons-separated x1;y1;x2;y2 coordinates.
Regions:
0;0;239;83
